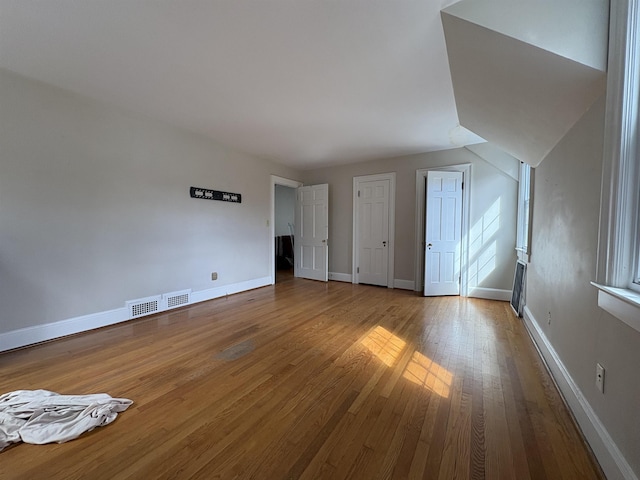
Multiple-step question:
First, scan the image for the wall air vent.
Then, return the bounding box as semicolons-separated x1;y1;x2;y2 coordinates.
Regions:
167;293;189;308
126;295;162;319
125;289;191;320
162;289;191;310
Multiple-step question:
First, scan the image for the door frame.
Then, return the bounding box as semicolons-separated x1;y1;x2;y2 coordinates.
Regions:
352;172;396;287
270;175;303;285
414;164;471;296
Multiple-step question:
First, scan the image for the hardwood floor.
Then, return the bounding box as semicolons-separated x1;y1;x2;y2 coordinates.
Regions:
0;276;603;479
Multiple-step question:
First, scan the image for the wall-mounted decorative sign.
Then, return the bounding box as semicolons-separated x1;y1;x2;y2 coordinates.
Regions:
190;187;241;203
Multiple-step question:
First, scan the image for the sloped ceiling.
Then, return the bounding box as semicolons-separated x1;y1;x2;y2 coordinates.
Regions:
442;0;609;167
0;0;485;169
465;143;519;181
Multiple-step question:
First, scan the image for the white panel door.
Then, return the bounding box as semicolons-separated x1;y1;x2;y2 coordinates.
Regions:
424;171;463;296
357;179;390;286
295;184;328;282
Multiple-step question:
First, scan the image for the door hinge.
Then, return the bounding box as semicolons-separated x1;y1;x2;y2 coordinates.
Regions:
357;267;360;273
461;182;464;190
358;190;361;197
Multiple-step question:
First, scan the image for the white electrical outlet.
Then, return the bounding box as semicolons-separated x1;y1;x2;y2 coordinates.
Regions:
547;311;552;325
596;363;605;393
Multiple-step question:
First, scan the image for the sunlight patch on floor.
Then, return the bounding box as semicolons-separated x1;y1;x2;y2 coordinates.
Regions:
360;325;406;367
360;326;453;397
402;351;452;398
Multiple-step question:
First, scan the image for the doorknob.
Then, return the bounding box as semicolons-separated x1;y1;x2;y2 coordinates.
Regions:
427;243;433;249
383;241;387;246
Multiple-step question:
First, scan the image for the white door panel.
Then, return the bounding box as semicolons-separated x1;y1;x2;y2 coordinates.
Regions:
357;180;389;286
295;184;328;282
424;171;462;296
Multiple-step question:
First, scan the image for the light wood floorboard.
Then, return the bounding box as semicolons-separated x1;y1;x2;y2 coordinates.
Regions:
0;275;604;479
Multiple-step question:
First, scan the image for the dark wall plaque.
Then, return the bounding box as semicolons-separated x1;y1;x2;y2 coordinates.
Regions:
190;187;241;203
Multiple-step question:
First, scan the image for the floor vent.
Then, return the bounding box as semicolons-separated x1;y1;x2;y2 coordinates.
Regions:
127;295;161;319
163;290;191;310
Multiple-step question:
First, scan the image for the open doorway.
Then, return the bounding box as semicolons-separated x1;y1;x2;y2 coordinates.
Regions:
274;184;296;282
270;176;303;284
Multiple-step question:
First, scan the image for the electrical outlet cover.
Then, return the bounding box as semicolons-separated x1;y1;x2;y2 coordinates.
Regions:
596;363;605;393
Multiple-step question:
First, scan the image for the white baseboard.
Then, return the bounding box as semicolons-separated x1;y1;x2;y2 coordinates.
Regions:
329;272;352;283
523;306;637;480
468;287;511;301
0;276;272;353
0;307;129;353
328;274;414;290
394;279;415;290
190;276;271;304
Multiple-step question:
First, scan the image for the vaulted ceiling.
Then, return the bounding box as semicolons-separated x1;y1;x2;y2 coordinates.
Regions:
0;0;484;169
0;1;611;170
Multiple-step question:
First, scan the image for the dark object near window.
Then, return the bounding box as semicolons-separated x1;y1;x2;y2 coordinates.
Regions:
511;261;526;316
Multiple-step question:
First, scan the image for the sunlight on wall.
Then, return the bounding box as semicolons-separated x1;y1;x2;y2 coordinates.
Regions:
360;326;453;398
360;326;406;367
402;351;452;398
469;240;497;287
470;197;501;258
466;197;501;288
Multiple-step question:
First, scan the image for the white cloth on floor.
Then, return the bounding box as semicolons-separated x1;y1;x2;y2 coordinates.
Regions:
0;389;132;452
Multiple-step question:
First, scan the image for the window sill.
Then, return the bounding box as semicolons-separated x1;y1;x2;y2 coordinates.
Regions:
591;282;640;333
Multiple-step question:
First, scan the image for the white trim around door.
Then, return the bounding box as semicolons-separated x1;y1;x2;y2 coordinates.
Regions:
352;173;396;288
415;164;471;295
270;175;303;285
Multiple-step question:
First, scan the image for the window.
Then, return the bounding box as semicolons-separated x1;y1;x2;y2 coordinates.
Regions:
635;181;640;291
516;162;532;262
593;0;640;330
633;213;640;292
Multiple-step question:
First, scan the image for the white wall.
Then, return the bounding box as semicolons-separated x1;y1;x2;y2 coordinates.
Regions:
443;0;609;71
274;185;295;236
301;148;518;290
526;94;640;478
0;68;299;338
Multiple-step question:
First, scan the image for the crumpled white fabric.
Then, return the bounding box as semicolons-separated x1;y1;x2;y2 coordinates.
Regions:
0;389;132;452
